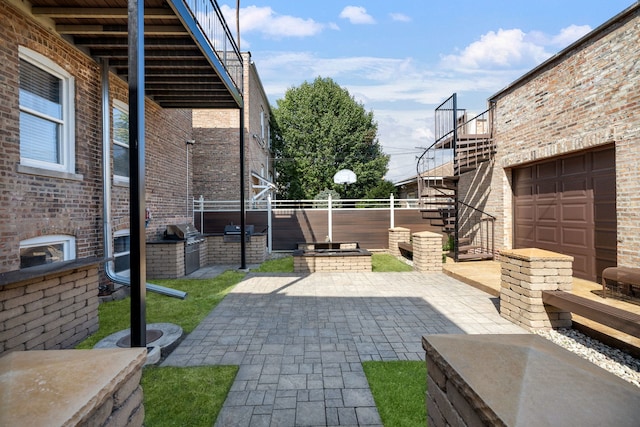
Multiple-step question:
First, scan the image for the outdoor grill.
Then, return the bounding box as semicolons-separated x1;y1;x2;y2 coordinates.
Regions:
164;224;204;275
223;224;255;242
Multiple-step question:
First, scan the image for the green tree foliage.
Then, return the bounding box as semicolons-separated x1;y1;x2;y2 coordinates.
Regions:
272;77;390;200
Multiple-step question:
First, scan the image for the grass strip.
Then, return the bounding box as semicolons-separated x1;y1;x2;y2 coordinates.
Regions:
76;270;245;348
363;360;427;427
252;253;412;273
141;365;238;427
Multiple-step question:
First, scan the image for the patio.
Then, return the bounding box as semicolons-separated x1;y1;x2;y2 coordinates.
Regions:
162;270;525;426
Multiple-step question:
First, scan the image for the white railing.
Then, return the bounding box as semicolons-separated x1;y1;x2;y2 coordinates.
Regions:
193;195;423;249
193;195;421;212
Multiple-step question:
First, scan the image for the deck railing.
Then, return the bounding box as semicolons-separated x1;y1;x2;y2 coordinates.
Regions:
181;0;243;91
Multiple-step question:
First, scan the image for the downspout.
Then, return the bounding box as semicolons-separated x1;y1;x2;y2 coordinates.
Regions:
101;60;186;299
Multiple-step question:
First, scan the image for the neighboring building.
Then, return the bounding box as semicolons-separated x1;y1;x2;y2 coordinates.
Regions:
0;0;242;354
421;3;639;282
192;52;274;204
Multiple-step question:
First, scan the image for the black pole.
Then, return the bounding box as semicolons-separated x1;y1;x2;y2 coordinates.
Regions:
239;105;247;269
128;0;146;347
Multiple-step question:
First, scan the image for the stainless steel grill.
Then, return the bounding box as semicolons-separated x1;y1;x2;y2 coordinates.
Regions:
165;224;204;275
223;224;254;242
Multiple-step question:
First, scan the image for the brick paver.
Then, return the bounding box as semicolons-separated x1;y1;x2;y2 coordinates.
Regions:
162;271;525;426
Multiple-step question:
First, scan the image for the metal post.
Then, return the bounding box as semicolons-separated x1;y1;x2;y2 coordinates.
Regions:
239;106;247;269
328;194;333;242
390;193;395;229
128;0;146;347
452;93;459;263
267;193;273;254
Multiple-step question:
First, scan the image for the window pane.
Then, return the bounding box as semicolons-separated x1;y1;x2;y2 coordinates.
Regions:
113;108;129;146
20;243;64;268
114;235;130;252
20;111;60;163
20;59;62;119
114;144;129;177
114;253;130;273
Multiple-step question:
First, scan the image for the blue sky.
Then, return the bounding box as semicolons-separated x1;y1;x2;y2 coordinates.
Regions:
217;1;635;182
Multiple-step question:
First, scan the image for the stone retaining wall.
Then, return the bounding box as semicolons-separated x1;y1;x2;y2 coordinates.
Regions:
0;261;100;357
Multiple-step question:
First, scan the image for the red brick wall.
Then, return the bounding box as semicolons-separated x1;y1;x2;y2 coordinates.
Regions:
463;6;640;266
0;1;103;271
0;1;195;278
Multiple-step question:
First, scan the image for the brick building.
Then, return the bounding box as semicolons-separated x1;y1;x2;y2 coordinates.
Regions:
193;52;274;203
0;0;242;354
459;3;639;281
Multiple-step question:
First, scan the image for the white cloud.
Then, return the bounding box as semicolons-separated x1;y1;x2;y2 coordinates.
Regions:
441;24;594;72
220;5;324;39
441;28;550;70
339;6;376;25
550;24;592;47
390;13;411;22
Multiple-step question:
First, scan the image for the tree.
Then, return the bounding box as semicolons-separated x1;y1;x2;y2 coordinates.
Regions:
272;77;389;200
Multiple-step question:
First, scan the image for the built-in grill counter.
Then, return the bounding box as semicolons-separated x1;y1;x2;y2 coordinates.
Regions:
206;223;267;265
146;223;205;278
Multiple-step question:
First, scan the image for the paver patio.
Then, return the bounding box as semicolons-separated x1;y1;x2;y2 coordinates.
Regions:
162;271;526;426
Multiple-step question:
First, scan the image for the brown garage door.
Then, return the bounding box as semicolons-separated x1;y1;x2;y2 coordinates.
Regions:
513;146;616;282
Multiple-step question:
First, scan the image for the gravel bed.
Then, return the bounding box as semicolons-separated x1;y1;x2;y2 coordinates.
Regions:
535;328;640;387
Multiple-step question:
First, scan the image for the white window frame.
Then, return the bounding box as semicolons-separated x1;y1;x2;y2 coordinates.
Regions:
260;107;265;140
112;99;130;184
18;46;75;174
113;229;130;276
19;235;76;268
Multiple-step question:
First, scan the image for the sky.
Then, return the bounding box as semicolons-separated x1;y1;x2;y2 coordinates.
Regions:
216;1;636;182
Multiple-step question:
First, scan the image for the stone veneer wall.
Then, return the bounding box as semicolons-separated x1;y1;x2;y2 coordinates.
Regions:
146;241;185;279
207;234;268;265
412;231;443;273
388;227;411;257
0;261;100;357
294;252;372;273
499;248;573;330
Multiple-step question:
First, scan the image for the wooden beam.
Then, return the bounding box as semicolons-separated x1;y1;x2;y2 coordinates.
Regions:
56;25;187;36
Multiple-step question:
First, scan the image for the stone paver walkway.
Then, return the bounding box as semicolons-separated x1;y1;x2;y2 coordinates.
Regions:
162;271;525;426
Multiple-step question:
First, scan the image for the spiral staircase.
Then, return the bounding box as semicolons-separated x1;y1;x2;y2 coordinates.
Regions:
417;94;496;262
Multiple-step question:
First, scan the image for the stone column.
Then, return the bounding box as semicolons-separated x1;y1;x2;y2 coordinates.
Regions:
388;227;411;257
413;231;443;273
500;248;573;330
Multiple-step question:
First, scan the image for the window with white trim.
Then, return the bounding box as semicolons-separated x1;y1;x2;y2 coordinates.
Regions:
20;235;76;269
112;100;129;181
260;107;265;140
113;230;130;275
19;47;75;173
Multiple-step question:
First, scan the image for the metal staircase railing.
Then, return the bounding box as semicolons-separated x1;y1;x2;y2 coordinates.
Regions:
416;93;496;262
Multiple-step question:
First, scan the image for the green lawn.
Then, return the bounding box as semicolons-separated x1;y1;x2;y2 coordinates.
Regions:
141;365;238;427
363;361;427;426
76;270;245;426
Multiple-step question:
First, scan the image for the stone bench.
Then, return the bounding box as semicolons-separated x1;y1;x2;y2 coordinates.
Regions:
423;334;640;427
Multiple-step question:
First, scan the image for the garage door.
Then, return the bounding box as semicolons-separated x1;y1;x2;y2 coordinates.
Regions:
513;146;616;282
